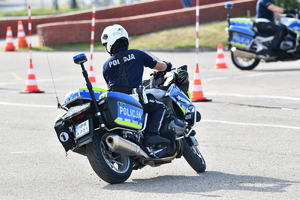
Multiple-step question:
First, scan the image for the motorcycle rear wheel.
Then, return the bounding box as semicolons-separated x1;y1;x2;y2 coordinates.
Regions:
182;138;206;173
231;51;260;70
87;132;133;184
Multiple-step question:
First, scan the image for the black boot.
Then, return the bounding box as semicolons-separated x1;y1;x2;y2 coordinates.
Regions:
144;132;170;147
257;49;276;59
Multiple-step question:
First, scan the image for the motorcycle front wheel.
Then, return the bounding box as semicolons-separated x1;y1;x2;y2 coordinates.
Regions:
231;51;260;70
87;132;133;184
182;138;206;173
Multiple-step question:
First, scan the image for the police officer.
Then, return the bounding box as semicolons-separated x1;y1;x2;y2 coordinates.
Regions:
101;24;171;147
256;0;298;53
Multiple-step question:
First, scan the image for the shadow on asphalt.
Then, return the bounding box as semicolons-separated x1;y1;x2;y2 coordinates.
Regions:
103;171;298;195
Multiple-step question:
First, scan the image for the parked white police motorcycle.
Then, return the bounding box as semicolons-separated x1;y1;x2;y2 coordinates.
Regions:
225;2;300;70
54;53;206;184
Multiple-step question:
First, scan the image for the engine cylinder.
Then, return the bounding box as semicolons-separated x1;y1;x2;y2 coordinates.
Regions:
160;117;186;138
280;40;294;51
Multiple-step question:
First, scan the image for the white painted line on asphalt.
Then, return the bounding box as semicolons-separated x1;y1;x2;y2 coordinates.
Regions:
203;73;273;82
0;81;23;86
0;102;56;108
202;119;300;130
0;78;80;86
10;151;28;154
206;92;300;101
204;77;229;82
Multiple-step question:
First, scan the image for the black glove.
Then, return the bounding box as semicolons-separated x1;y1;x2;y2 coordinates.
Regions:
163;61;172;72
284;8;298;14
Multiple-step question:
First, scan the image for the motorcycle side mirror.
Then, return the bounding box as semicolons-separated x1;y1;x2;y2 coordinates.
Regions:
225;2;233;9
178;65;188;71
73;53;87;65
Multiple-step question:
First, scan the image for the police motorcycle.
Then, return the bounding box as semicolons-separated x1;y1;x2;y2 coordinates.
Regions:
225;2;300;70
54;53;206;184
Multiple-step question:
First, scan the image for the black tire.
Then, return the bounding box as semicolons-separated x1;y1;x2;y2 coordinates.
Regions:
231;51;260;70
86;132;133;184
182;138;206;173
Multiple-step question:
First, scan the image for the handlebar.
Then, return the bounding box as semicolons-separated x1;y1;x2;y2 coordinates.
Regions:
150;67;175;77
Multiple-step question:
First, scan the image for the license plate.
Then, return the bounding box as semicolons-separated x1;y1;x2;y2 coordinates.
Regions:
75;120;89;138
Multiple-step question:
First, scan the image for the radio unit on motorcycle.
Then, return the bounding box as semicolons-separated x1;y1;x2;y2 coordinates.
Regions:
98;92;144;130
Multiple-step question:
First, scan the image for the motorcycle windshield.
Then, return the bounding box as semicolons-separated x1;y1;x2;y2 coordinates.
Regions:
166;84;193;114
280;17;300;34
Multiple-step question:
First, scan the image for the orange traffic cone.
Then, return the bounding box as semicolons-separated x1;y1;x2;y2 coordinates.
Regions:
191;66;211;102
88;66;97;88
4;26;15;51
21;62;44;93
17;20;28;49
214;44;228;69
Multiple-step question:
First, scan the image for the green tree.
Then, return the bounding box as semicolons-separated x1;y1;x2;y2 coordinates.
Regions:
273;0;300;9
69;0;79;9
52;0;58;10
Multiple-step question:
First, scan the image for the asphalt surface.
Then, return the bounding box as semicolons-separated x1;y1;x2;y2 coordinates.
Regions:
0;47;299;199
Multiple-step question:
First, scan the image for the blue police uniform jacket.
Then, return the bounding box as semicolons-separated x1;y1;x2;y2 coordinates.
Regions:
102;49;157;92
256;0;275;22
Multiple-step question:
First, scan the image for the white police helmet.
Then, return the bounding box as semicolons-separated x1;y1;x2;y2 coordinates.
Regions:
101;24;129;54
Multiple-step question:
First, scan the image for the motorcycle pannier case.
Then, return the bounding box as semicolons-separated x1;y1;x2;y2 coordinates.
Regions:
54;117;76;152
98;92;144;130
229;18;255;49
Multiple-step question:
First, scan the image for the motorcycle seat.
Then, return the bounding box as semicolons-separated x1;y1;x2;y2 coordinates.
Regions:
252;22;274;37
255;30;273;37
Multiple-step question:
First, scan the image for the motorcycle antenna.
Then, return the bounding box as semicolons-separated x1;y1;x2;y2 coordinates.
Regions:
42;35;66;111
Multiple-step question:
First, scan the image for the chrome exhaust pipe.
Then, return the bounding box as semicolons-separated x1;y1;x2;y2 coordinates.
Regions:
232;48;257;59
106;134;149;158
